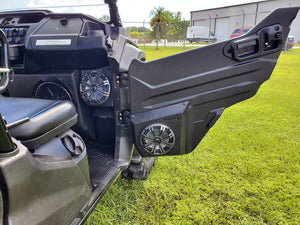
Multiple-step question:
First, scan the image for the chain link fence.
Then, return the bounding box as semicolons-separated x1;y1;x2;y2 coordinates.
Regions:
123;21;197;48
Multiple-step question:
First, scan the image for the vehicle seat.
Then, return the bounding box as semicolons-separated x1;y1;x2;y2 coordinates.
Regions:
0;96;77;149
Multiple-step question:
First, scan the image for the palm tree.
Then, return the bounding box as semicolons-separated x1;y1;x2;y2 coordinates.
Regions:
150;6;170;50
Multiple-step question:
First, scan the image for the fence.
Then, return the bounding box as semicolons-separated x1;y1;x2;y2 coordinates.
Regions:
123;21;196;48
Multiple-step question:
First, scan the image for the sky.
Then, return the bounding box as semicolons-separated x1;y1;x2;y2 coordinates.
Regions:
0;0;264;23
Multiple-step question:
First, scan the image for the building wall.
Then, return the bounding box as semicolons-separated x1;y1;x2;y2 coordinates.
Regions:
191;0;300;42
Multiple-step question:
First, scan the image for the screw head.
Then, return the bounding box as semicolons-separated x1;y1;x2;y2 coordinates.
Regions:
275;32;281;38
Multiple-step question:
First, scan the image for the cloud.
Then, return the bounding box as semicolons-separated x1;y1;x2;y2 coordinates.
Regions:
118;0;178;22
0;0;30;11
1;0;264;26
27;0;108;17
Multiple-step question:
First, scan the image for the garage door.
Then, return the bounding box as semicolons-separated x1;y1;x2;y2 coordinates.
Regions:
215;18;229;41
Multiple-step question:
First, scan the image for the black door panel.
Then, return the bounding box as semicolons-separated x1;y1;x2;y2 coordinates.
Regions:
129;7;299;157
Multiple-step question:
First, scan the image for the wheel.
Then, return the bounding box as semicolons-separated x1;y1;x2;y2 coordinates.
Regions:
122;148;155;180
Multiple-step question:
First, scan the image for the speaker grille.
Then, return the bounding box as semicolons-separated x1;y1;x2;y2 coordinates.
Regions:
140;124;175;155
80;71;110;105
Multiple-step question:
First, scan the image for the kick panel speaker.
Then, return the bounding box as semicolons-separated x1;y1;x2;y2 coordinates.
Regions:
80;70;110;105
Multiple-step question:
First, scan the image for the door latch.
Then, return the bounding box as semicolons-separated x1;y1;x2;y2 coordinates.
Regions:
224;24;283;61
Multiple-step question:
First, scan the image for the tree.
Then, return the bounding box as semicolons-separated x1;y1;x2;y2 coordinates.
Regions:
126;26;152;43
150;6;171;50
126;26;150;34
99;15;110;22
128;31;143;40
166;12;190;42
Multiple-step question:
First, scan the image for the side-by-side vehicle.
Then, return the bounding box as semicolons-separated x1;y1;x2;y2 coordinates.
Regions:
0;1;298;224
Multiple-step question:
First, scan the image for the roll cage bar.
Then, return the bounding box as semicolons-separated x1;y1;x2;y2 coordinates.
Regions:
104;0;122;27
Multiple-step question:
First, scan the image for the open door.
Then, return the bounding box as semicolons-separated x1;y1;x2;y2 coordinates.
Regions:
129;7;299;157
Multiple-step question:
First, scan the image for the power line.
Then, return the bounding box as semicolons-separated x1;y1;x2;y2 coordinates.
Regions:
123;21;150;24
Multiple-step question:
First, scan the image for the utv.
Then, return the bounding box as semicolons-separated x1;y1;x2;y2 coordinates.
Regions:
0;0;298;224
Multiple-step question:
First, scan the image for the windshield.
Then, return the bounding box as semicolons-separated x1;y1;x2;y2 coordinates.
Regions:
242;29;250;34
232;29;240;34
0;0;109;20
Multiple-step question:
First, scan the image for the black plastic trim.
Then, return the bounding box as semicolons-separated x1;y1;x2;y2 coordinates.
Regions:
129;7;299;157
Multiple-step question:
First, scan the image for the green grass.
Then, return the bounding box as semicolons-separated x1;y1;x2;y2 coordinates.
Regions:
139;46;198;61
86;47;300;225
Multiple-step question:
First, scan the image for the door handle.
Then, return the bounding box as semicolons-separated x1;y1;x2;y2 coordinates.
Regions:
224;24;283;62
231;36;260;61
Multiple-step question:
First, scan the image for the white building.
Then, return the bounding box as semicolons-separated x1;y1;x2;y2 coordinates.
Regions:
190;0;300;42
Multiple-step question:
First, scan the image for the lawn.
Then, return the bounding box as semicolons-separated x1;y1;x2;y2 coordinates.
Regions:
86;47;300;225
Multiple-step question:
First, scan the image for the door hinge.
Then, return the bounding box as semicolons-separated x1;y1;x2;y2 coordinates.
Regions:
118;110;131;125
115;73;129;87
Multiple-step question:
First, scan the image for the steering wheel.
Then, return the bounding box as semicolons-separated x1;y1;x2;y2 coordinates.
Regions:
0;29;11;93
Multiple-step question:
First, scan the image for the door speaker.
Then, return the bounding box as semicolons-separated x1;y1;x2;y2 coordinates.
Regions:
140;124;175;155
